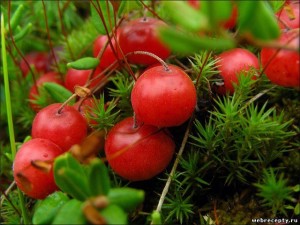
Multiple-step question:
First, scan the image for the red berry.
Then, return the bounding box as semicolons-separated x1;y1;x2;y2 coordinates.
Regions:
215;48;259;94
20;52;49;77
187;0;200;9
105;117;175;181
261;29;300;88
131;65;197;127
29;72;64;112
13;138;63;199
31;103;88;152
276;2;299;29
93;35;120;69
220;3;238;30
119;17;171;65
64;68;104;92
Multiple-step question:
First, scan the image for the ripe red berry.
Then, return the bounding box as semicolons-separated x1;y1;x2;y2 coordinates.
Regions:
13;138;63;199
215;48;259;94
29;72;64;112
118;17;171;65
20;52;49;77
276;2;299;29
93;35;120;69
105;117;175;181
131;65;197;127
64;68;104;92
261;29;300;88
31;103;88;152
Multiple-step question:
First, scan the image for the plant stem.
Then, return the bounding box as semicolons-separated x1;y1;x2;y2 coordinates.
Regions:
1;13;30;225
152;114;194;223
129;51;170;71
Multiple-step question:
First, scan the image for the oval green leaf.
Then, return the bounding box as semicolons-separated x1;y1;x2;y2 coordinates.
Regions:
52;199;86;225
88;158;111;196
67;57;99;70
159;27;235;54
100;205;127;225
32;191;69;225
43;82;74;103
107;187;144;212
54;153;91;201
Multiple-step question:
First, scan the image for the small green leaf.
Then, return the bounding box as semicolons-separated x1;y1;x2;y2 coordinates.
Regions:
295;203;300;215
159;27;235;54
32;191;69;225
200;1;232;29
43;82;74;103
6;4;24;32
67;57;99;70
90;0;115;35
88;158;111;196
13;23;32;42
237;1;280;40
54;153;91;201
52;199;86;225
107;188;144;212
100;205;127;225
162;1;208;32
293;184;300;192
118;0;142;17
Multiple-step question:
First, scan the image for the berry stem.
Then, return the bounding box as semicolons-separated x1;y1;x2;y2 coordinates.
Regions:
152;113;195;221
128;51;170;71
57;93;77;114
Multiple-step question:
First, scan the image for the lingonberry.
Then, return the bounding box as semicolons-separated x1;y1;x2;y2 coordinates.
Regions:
215;48;259;94
131;64;197;127
13;138;63;199
261;29;299;87
118;17;171;65
105;117;175;181
20;52;49;77
28;71;64;112
31;103;88;152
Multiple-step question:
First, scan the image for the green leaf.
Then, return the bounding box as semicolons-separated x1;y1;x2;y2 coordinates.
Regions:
88;158;111;196
54;153;91;201
293;184;300;192
295;203;300;215
90;0;115;35
43;82;74;103
13;23;32;42
237;1;280;40
32;191;69;225
159;27;235;54
6;4;24;32
67;57;99;70
52;199;86;225
200;1;232;29
107;188;144;212
118;0;142;16
162;1;208;32
100;205;127;225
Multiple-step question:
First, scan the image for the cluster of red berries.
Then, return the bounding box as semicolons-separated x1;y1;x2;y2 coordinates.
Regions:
13;0;299;200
